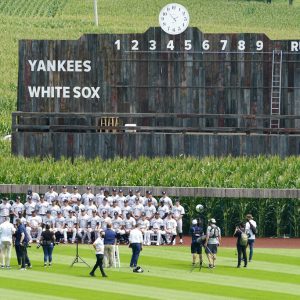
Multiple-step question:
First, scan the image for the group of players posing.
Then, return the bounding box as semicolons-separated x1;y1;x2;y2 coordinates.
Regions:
0;186;185;246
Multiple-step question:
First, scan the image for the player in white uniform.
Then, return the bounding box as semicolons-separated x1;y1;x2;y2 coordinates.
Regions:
99;210;112;231
11;196;24;225
58;186;71;206
50;200;61;218
145;191;158;207
109;200;122;218
132;198;144;222
95;187;105;207
43;210;55;230
61;199;72;218
172;199;185;244
81;186;95;206
160;191;173;208
77;209;91;243
111;212;125;243
24;196;36;219
0;197;11;224
137;213;150;245
121;199;132;219
125;189;136;206
98;198;111;216
116;189;126;208
157;200;169;219
103;190;113;206
54;211;65;242
111;188;118;203
164;212;177;245
45;185;58;204
144;199;156;221
26;189;40;203
88;210;101;241
64;210;77;244
123;213;136;244
26;210;43;243
145;212;166;246
86;198;97;217
69;186;82;204
36;195;50;223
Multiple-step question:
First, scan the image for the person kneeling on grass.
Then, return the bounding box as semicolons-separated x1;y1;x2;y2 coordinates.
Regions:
89;232;107;278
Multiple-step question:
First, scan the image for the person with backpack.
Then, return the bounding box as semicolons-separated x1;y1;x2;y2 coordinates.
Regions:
234;222;248;268
204;218;221;269
245;214;257;262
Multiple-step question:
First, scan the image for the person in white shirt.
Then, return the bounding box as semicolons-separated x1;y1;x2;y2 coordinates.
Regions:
125;189;136;206
54;211;65;242
172;199;185;244
145;212;165;246
245;214;257;262
58;186;71;206
81;186;95;206
26;210;43;243
24;196;36;219
129;224;143;268
69;186;82;205
89;210;101;241
160;191;173;208
89;233;107;278
164;213;177;245
95;187;105;207
0;198;11;224
45;186;58;204
123;213;136;244
11;196;24;225
157;200;169;219
0;217;16;268
26;189;40;203
36;195;49;223
116;189;126;208
63;210;77;244
77;209;91;244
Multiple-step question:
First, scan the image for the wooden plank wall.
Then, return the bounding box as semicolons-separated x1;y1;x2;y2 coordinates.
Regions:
12;132;300;158
14;27;300;158
1;184;300;199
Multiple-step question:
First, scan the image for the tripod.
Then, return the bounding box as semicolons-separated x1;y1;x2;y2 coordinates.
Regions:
70;208;90;267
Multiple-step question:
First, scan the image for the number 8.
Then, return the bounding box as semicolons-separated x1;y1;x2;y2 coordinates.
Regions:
238;40;245;51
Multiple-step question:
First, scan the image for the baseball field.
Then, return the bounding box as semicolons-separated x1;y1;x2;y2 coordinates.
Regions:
0;242;299;300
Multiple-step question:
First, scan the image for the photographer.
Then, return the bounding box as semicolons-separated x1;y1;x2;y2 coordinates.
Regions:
190;219;204;267
39;224;55;267
233;222;248;268
15;218;31;270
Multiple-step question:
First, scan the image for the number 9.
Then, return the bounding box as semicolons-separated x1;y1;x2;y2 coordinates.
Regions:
256;41;263;51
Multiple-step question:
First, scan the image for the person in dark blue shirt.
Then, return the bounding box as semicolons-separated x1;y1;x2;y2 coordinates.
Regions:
103;223;117;268
15;218;31;270
190;219;204;267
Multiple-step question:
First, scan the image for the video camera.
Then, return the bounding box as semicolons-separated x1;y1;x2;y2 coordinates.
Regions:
196;235;207;246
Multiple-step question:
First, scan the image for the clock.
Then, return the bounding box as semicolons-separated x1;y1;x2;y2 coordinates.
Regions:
159;3;190;35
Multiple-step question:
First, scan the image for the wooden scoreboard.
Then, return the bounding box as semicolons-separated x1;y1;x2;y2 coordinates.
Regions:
12;4;300;158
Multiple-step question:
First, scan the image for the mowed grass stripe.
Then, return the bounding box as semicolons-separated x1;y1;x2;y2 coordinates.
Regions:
0;270;234;300
0;278;153;300
0;288;75;300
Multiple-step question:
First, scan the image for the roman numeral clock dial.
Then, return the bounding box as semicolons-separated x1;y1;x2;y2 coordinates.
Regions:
159;3;190;35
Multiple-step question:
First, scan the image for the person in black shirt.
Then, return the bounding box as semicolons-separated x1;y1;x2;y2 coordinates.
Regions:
233;222;248;268
190;219;204;267
14;218;31;270
39;224;55;267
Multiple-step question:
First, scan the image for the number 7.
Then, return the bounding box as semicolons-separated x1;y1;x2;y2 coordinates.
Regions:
220;40;227;51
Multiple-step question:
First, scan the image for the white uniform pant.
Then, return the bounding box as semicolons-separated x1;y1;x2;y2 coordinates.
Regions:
77;228;91;243
26;226;42;243
64;227;77;242
0;241;12;267
145;229;164;245
176;219;183;234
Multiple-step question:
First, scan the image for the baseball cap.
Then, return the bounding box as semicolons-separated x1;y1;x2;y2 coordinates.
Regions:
124;199;128;203
192;219;198;225
147;199;152;202
210;218;216;224
62;185;67;189
87;186;91;190
73;186;78;190
40;194;44;199
135;189;140;193
16;196;21;200
48;185;53;189
27;195;32;200
141;212;146;217
81;208;85;212
175;198;180;202
46;210;51;214
129;189;133;193
246;214;253;219
114;211;119;216
119;189;123;193
92;209;97;213
162;191;166;195
112;188;117;192
102;210;107;214
27;189;32;195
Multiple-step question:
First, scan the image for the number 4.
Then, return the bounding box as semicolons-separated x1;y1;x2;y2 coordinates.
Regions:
167;40;175;51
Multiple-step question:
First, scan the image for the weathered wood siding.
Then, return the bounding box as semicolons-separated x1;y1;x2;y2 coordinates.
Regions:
14;27;300;158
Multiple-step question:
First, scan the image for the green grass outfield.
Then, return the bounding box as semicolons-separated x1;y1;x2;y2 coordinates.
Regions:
0;245;299;300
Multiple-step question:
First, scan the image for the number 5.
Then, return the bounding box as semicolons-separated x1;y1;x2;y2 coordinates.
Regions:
185;40;192;50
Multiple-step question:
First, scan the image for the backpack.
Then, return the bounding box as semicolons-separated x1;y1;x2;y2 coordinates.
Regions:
240;231;248;246
210;226;219;238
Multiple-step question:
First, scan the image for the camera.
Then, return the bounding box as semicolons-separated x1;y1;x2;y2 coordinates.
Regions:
36;244;41;249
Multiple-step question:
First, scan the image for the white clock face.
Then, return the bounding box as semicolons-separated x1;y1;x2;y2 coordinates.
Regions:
159;3;190;35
